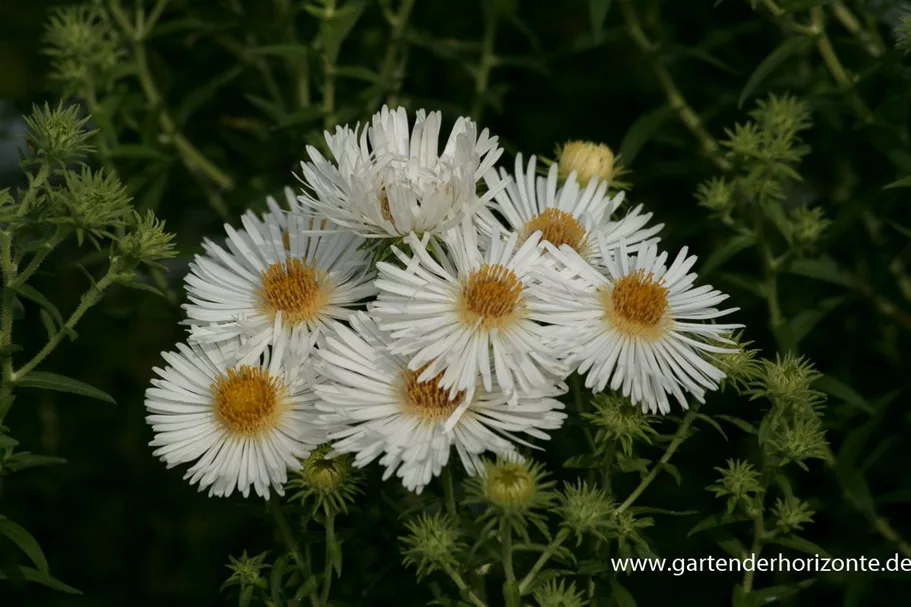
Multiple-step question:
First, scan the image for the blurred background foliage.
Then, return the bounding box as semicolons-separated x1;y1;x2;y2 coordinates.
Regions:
1;0;911;605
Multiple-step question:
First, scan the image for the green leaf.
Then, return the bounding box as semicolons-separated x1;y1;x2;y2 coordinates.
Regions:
247;44;311;58
835;424;877;515
618;105;675;167
688;513;748;537
815;375;873;414
0;435;19;449
0;344;22;358
0;566;81;594
15;371;116;405
3;452;68;473
589;0;613;43
611;580;637;607
39;309;56;341
786;258;856;288
661;462;682;485
293;576;319;601
742;579;814;606
697;413;728;440
713;530;747;559
276;107;326;130
628;507;698;517
789;296;846;345
108;145;170;160
239;584;254;607
177;66;244;123
0;516;48;573
673;46;740;76
328;539;343;576
883;174;911;189
768;535;831;558
334;66;382;83
719;272;764;297
699;233;756;278
120;280;166;298
738;36;812;108
317;2;366;65
563;454;595;469
10;284;67;334
244;94;285;123
715;415;757;435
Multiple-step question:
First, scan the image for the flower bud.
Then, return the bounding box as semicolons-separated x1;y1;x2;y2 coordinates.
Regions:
790;206;830;248
767;412;829;469
717;331;761;394
23;102;94;165
118;210;177;268
749;353;825;411
558;481;615;543
533;579;587;607
585;393;657;456
696;177;736;218
57;167;132;242
43;6;125;93
707;459;762;515
400;512;464;579
468;456;556;516
772;496;815;533
558;140;615;185
223;550;269;591
288;443;362;515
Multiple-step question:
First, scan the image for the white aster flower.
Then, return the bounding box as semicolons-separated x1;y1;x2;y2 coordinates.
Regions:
535;238;742;414
297;105;503;238
314;313;567;493
371;220;567;405
183;190;376;357
144;320;323;499
477;154;661;262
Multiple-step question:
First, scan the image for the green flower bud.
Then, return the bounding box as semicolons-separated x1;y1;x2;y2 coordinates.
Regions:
55;167;132;242
791;206;830;248
23;102;95;165
772;496;815;533
696;177;736;219
466;456;557;539
43;6;125;93
767;412;829;469
287;443;363;515
222;550;269;592
557;481;615;544
585;393;657;456
717;331;761;394
533;579;588;607
400;512;464;580
749;353;825;411
707;459;762;515
118;210;177;267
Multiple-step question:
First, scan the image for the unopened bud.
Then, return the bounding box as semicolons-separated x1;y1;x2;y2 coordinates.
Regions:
558;140;615;185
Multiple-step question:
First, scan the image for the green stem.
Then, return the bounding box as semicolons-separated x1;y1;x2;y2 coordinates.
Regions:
269;499;311;588
441;563;489;607
810;7;874;123
517;528;569;594
1;232;17;404
442;465;458;519
319;511;336;605
370;0;417;111
743;465;773;593
11;263;120;382
142;0;170;37
108;1;234;215
10;228;67;289
322;0;338;131
618;0;731;172
616;404;699;513
830;0;884;57
470;5;499;122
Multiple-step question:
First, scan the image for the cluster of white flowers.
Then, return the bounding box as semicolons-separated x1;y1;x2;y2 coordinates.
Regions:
145;106;741;499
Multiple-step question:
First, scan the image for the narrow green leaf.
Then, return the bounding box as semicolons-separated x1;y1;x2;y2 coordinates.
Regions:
3;452;68;473
293;576;319;601
719;272;764;297
628;507;698;517
688;513;748;537
611;580;637;607
334;66;382;83
743;579;814;607
247;44;311;58
738;36;812;108
0;435;19;448
697;413;728;440
815;375;873;414
108;145;170;160
883;174;911;189
713;530;747;559
699;233;756;278
319;2;366;65
618;105;675;167
177;66;244;123
39;309;56;341
589;0;613;43
789;296;846;345
673;46;740;76
0;344;22;357
661;462;682;485
0;566;81;594
768;535;831;558
786;258;856;288
0;516;48;573
11;284;65;330
15;371;116;405
835;424;877;515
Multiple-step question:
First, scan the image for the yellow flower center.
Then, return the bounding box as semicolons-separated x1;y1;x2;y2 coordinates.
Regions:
458;264;523;330
522;208;588;253
602;269;669;339
401;366;464;421
258;258;333;325
212;365;285;435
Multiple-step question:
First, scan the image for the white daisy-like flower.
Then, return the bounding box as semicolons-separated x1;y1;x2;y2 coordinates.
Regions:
477;154;662;261
144;320;323;499
297;105;503;238
314;312;567;493
371;220;567;405
183;190;376;357
535;238;742;414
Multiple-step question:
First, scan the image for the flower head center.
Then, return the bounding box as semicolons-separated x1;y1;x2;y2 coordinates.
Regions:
259;259;333;325
459;264;523;329
212;365;284;435
523;208;588;253
402;367;463;421
603;269;669;337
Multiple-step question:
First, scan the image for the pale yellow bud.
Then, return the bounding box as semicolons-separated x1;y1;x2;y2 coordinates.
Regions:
558;140;615;185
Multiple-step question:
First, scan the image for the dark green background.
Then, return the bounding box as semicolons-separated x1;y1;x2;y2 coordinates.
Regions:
2;0;910;605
